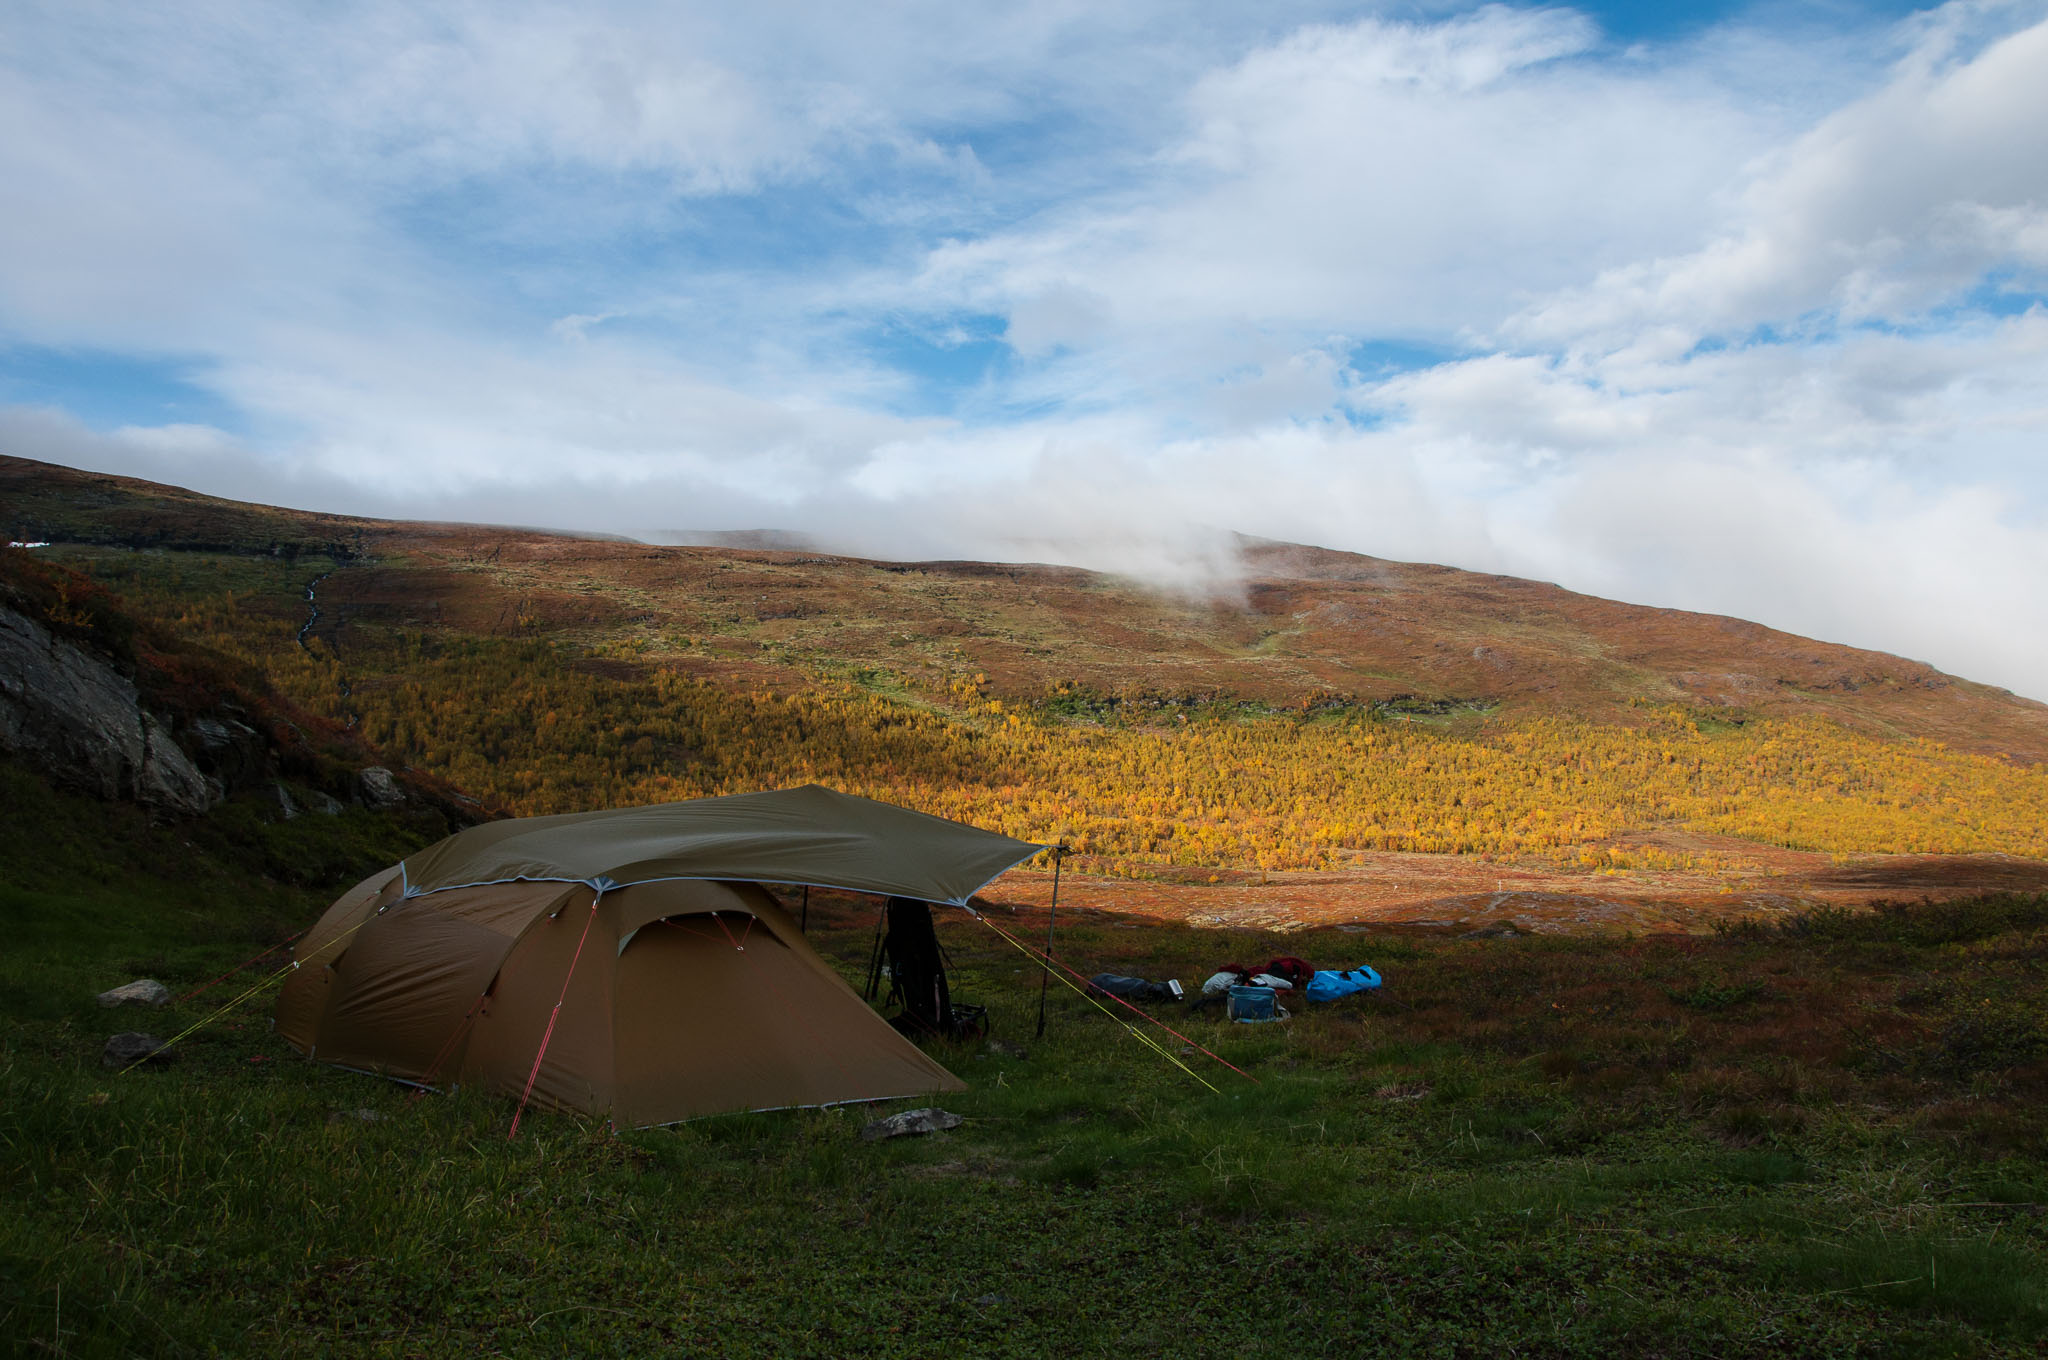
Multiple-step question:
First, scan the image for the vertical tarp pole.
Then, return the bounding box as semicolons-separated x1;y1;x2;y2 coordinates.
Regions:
801;884;810;934
1034;846;1066;1040
863;897;889;1002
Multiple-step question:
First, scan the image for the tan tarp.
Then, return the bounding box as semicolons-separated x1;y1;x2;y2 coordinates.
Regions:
397;783;1045;904
276;788;1043;1125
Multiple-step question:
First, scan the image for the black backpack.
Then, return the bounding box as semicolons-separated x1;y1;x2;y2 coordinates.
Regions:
867;897;986;1039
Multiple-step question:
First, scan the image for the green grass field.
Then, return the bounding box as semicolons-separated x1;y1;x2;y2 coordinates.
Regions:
3;761;2047;1358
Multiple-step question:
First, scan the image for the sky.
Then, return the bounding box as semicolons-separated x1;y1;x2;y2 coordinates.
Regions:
2;1;2046;699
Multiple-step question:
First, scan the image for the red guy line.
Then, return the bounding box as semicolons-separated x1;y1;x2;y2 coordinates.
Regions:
975;914;1258;1085
508;897;602;1139
178;928;310;1002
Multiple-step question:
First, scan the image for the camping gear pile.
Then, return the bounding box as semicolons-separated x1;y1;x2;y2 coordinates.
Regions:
1075;955;1386;1024
1202;958;1380;1000
1195;956;1383;1022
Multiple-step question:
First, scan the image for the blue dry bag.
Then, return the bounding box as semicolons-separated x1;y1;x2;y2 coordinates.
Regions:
1304;966;1382;1003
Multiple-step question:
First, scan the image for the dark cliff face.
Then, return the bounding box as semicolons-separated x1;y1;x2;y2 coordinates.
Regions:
0;602;215;814
0;544;488;825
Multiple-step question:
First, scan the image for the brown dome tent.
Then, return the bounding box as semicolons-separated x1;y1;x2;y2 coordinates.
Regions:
275;786;1046;1128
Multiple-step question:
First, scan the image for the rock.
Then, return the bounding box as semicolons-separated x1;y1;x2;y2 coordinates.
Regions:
270;783;299;820
139;712;213;812
0;605;214;815
357;766;406;809
186;715;266;791
983;1039;1028;1060
102;1032;169;1068
97;979;170;1008
860;1107;963;1141
1462;921;1526;939
306;789;345;816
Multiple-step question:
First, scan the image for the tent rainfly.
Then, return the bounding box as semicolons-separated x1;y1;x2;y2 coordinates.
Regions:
275;785;1047;1127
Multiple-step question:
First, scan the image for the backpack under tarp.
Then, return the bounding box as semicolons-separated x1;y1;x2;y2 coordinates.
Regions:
868;896;986;1039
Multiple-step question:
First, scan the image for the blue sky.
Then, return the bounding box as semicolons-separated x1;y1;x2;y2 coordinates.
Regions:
2;0;2047;697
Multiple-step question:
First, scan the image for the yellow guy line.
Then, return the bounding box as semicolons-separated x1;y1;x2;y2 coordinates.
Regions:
115;914;379;1075
976;915;1217;1093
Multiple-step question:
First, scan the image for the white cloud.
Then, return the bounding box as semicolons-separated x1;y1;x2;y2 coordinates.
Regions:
3;1;2048;701
910;4;1786;366
1509;9;2048;350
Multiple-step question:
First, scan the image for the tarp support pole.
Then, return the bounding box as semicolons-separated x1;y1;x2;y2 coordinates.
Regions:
801;884;809;934
863;897;889;1002
1034;846;1066;1040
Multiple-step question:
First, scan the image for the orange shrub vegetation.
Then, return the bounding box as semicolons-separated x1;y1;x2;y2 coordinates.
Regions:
64;556;2048;873
310;640;2048;871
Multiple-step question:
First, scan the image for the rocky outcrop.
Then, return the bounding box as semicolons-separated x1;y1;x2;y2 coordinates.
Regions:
0;604;213;814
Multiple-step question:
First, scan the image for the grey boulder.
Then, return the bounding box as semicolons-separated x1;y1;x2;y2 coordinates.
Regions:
97;979;171;1008
860;1107;963;1141
357;766;406;809
102;1033;169;1069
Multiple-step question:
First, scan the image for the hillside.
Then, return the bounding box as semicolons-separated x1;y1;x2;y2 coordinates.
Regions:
8;454;2045;760
0;533;483;834
8;452;2048;928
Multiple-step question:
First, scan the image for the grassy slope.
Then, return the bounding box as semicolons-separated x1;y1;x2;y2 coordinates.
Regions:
4;761;2046;1358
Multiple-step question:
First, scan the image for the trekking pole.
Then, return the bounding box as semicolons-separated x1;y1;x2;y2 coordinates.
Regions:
1034;845;1067;1039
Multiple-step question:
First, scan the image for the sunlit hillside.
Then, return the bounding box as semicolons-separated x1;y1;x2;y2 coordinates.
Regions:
20;498;2046;884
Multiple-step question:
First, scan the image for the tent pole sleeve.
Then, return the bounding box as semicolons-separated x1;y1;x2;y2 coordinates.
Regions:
1035;846;1065;1040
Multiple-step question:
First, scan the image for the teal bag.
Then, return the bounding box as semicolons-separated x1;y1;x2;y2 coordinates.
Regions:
1304;966;1381;1002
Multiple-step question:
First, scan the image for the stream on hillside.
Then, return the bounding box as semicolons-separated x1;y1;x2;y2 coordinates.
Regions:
297;570;357;728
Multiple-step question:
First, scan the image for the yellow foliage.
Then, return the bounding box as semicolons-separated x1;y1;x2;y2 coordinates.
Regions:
317;638;2048;871
78;555;2048;873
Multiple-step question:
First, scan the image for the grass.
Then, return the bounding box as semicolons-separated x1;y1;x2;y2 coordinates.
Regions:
3;764;2047;1357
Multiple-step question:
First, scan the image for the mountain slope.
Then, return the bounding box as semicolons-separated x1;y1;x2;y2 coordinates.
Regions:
7;452;2043;763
